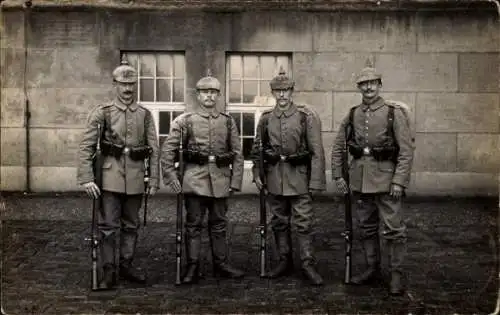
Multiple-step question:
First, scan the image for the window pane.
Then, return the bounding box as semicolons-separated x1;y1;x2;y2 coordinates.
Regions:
243;80;258;103
243;56;259;78
126;53;138;70
157;79;172;102
243;138;254;160
242;113;255;136
229;112;241;134
260;80;271;97
156;54;172;77
229;55;242;79
276;56;290;74
159;111;172;134
140;79;154;102
228;80;241;103
173;54;185;78
260;56;276;79
173;79;184;102
139;54;155;77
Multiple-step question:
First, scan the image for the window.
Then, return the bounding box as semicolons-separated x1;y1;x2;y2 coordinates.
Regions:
122;51;186;146
226;53;292;163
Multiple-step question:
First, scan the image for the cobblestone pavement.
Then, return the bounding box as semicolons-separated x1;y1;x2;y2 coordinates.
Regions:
0;194;498;314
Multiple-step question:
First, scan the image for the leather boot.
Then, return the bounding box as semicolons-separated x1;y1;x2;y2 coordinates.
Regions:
350;238;382;285
119;260;147;284
215;262;245;279
182;236;201;284
98;264;117;290
297;234;323;286
210;226;245;279
389;240;406;296
266;230;293;279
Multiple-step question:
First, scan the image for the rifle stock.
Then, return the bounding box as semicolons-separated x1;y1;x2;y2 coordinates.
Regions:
175;127;185;286
341;127;353;284
90;123;103;291
258;123;267;278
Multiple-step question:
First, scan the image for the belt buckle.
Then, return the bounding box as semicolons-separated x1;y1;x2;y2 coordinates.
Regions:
208;155;216;163
280;155;286;161
123;147;130;155
363;147;371;155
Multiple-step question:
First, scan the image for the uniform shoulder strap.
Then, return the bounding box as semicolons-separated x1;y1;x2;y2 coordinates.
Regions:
386;103;396;143
260;110;272;146
221;112;233;151
296;105;310;150
347;105;358;141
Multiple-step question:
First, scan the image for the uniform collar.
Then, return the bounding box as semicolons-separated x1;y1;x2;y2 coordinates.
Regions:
361;96;385;112
197;107;220;118
273;102;297;118
113;98;138;112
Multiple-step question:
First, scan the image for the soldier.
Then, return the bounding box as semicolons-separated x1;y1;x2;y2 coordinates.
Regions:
251;67;326;286
77;58;160;290
161;70;245;284
331;60;414;295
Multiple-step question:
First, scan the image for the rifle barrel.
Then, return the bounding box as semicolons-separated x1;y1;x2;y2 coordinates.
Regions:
175;127;184;286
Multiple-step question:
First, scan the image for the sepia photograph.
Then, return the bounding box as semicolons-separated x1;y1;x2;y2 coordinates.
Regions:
0;0;499;314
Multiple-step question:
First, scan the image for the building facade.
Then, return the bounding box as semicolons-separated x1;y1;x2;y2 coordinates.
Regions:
1;0;499;196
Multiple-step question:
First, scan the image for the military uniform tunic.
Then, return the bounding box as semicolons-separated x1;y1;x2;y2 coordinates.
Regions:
251;103;326;196
331;97;413;194
77;99;160;194
161;109;244;198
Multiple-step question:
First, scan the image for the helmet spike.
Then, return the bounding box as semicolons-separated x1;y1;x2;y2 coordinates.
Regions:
278;65;286;76
120;54;129;66
364;57;374;69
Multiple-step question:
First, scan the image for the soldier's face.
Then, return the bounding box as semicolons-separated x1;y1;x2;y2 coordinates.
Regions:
197;89;219;108
272;88;293;108
115;81;136;104
358;80;381;99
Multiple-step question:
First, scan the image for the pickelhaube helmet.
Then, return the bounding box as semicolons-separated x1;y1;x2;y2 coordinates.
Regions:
196;69;221;91
355;58;382;84
269;66;295;90
112;55;138;83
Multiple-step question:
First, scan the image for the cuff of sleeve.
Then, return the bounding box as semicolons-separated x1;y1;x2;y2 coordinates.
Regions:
391;176;408;188
332;170;343;179
309;180;325;191
78;176;94;186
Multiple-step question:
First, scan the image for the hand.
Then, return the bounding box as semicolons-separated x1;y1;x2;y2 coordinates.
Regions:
82;182;100;199
169;179;182;194
335;177;349;195
147;186;158;196
390;183;404;199
254;178;264;191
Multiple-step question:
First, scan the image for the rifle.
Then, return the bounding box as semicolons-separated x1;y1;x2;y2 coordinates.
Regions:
175;127;185;285
143;155;151;227
258;122;267;278
89;123;103;291
341;124;353;284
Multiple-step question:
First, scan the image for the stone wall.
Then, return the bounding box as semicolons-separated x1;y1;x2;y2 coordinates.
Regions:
1;7;498;196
